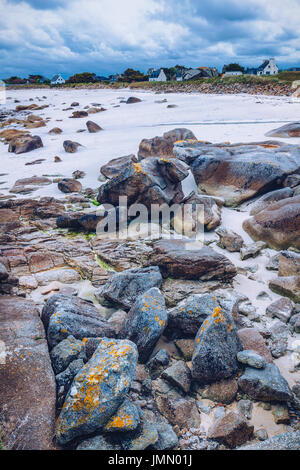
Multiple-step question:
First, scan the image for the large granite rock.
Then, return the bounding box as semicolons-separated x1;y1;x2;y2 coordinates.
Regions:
97;157;187;209
0;297;56;449
243;195;300;250
269;276;300;303
191;307;243;384
174;140;300;206
56;338;138;445
238;363;293;402
120;288;167;363
138;128;196;159
42;294;115;349
100;266;162;310
149;239;237;281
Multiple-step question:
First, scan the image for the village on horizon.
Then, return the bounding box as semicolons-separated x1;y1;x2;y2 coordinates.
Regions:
3;58;300;86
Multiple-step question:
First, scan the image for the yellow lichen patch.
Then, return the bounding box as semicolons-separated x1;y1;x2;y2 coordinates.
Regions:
133;162;143;174
105;413;133;430
155;315;165;328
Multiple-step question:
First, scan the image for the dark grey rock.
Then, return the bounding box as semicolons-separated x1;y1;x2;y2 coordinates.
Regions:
100;266;162;310
151;422;178;450
238;363;293;402
162;360;192;393
191;308;243;384
50;335;86;374
42;294;115;349
166;294;219;339
120;288;168;363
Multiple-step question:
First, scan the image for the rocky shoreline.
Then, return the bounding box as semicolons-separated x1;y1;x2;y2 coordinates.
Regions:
0;90;300;451
6;78;299;98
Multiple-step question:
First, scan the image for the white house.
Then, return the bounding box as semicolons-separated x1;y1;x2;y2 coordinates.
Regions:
256;58;278;76
224;71;243;76
149;69;167;82
51;74;65;85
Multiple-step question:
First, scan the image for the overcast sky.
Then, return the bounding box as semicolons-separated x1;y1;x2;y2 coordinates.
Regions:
0;0;299;78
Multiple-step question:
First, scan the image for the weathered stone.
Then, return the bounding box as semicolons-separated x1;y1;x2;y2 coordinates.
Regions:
173;191;221;234
50;335;86;374
122;422;159;450
250;187;294;215
237;400;253;420
237;328;273;363
174;339;194;361
166;293;219;338
243;196;300;250
278;251;300;277
216;227;244;252
238;363;293;402
155;395;200;428
151;422;178;450
138;128;196;159
126;97;142;104
77;435;121;450
42;294;115;349
120;288;167;363
70;111;88;118
100;266;162;310
191;307;243;384
56;338;138;445
202;378;238;404
207;411;254;448
63;140;82;153
104;399;141;432
86;121;102;133
240;241;267;260
266;297;294;323
0;297;56;450
58;178;82;193
97;157;186;210
150;239;237;281
237;350;266;369
174;140;300;206
100;154;137;179
272;405;290;424
49;127;63;135
269;276;300;303
162;360;192;393
0;261;9;281
8;134;43;154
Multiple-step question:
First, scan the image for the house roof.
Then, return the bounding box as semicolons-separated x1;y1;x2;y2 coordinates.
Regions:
150;69;163;78
257;60;271;71
51;74;63;81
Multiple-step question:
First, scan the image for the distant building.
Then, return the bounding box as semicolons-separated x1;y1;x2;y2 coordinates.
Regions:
149;69;167;82
182;69;203;80
197;66;219;78
176;71;184;81
109;74;122;83
224;71;243;76
256;58;278;76
245;68;258;75
95;76;109;82
51;74;65;85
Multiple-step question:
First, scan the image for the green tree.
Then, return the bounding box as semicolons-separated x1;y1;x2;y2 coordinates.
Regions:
222;63;245;73
66;73;97;83
3;76;27;84
28;74;44;83
121;68;147;83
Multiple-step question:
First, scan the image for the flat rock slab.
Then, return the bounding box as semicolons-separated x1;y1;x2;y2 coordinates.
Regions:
149;239;237;281
0;296;56;449
266;122;300;138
